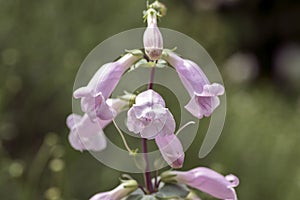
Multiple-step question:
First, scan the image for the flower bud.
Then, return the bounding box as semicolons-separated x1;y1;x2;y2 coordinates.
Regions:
161;167;239;200
155;134;185;169
151;1;167;17
143;8;163;61
90;180;138;200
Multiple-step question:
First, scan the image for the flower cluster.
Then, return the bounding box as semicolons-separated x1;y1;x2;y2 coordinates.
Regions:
66;1;238;200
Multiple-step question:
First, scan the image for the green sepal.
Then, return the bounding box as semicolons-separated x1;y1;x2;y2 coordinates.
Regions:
126;194;158;200
155;183;190;200
125;49;144;57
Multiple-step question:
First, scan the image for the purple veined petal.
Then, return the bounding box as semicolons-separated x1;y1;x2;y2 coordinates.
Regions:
155;134;185;169
135;89;166;107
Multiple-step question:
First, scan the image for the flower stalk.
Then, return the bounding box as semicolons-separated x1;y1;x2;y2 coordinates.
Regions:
142;66;156;193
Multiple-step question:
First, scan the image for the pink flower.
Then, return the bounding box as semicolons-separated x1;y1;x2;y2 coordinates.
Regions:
66;114;107;152
143;8;163;61
66;98;129;151
162;167;239;200
73;53;142;121
155;134;185;168
163;51;225;119
89;180;138;200
126;89;175;139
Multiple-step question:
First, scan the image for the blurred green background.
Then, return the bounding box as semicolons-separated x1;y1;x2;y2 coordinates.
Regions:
1;0;300;199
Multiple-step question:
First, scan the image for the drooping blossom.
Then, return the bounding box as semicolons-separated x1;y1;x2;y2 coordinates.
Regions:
66;114;107;152
155;133;185;168
89;180;138;200
161;167;239;200
66;98;129;151
73;53;142;121
163;51;225;119
126;89;175;139
143;8;163;61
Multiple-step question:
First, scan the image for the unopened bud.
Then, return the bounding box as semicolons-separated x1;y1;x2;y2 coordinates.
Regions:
143;8;163;61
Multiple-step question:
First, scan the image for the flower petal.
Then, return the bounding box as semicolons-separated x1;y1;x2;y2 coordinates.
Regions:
67;114;107;152
155;134;185;168
135;89;165;107
174;167;239;200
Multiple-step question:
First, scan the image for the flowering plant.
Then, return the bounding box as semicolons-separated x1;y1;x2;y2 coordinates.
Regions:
67;1;239;199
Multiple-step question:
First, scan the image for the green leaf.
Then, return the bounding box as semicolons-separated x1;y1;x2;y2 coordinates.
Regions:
141;195;158;200
126;194;158;200
155;183;190;199
126;194;143;200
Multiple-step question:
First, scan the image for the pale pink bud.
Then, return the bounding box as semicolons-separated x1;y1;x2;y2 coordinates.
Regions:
89;180;138;200
143;8;163;61
155;133;185;169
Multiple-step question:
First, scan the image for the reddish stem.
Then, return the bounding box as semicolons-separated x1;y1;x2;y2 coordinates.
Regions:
142;66;156;193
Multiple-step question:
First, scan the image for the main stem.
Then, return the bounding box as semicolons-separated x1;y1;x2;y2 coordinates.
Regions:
142;66;156;193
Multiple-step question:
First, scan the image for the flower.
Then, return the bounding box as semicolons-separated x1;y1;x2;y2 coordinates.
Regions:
163;51;225;119
161;167;239;200
143;8;163;61
126;89;175;139
66;98;129;151
66;114;107;152
89;180;138;200
155;133;185;168
73;53;142;121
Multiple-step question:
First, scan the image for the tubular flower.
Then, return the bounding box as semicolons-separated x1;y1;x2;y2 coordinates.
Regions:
73;53;142;121
66;114;107;152
143;8;163;61
155;133;185;169
163;51;225;119
161;167;239;200
89;180;138;200
66;98;129;151
126;89;175;139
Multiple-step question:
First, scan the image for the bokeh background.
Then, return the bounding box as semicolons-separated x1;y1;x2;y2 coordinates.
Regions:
1;0;300;199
